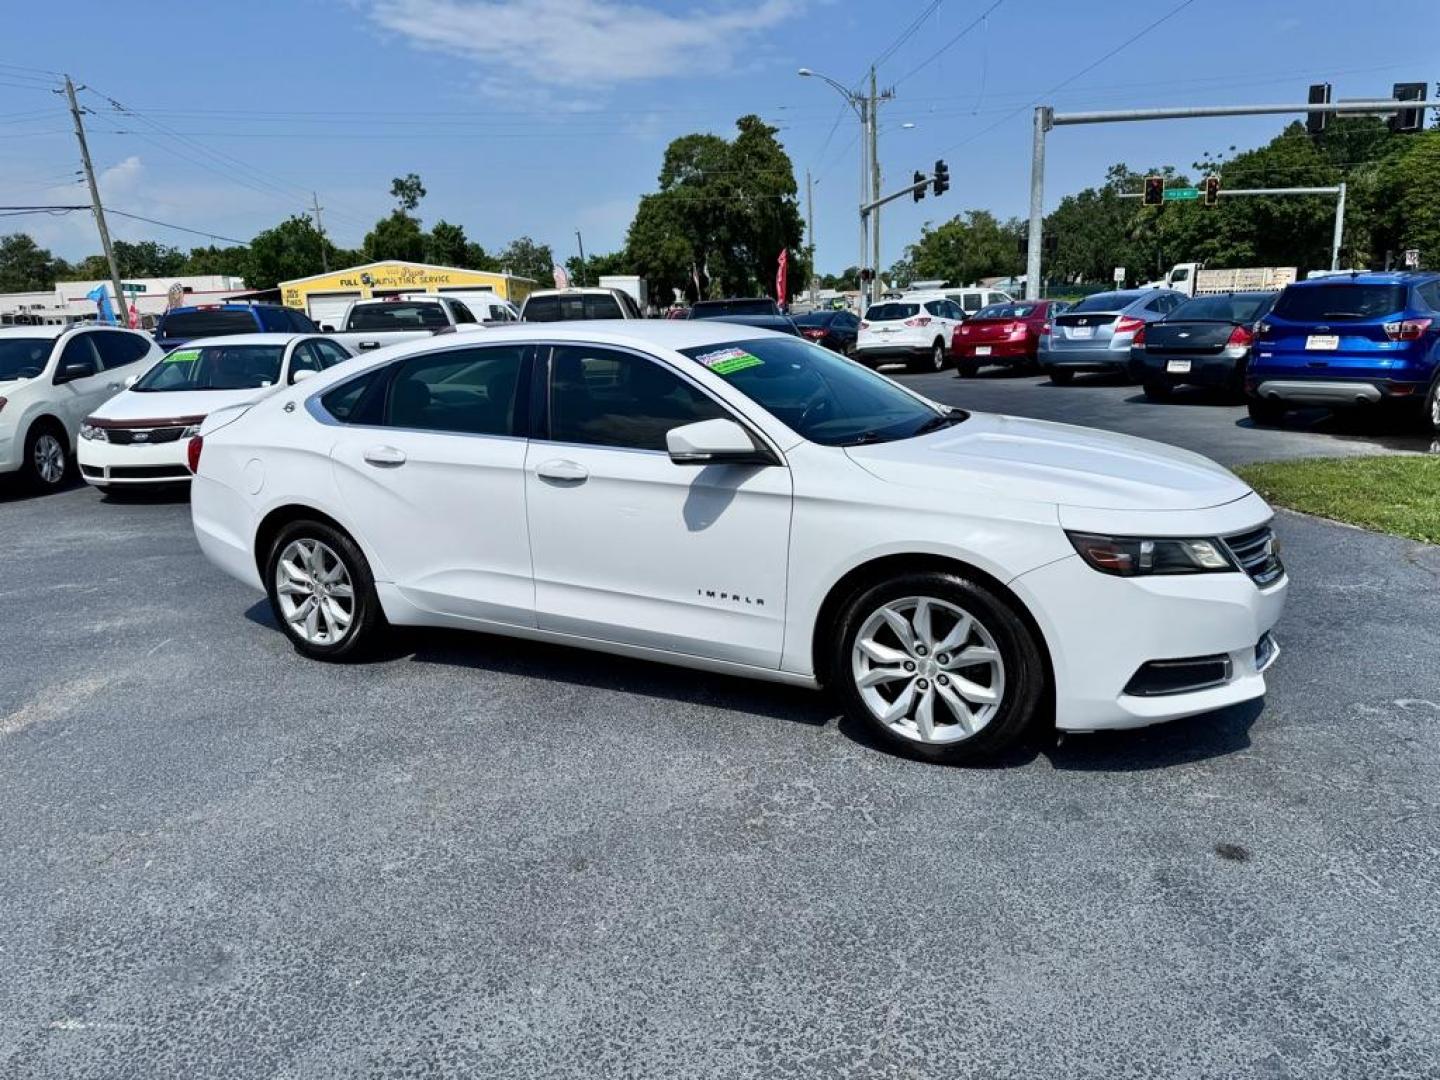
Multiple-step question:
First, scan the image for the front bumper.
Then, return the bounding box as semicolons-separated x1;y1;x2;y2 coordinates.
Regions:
77;437;191;485
1011;551;1287;732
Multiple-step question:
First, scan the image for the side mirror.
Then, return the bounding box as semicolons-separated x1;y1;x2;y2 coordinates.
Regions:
123;374;139;389
319;323;335;333
56;359;96;384
291;368;318;384
666;418;773;467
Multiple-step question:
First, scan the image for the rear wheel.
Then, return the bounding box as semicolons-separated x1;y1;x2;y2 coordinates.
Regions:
21;422;69;493
831;571;1046;765
1142;380;1172;400
910;341;948;373
265;520;384;661
1426;377;1440;435
1048;369;1074;385
1247;398;1287;426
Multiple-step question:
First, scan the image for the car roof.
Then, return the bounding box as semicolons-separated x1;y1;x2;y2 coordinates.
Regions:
0;324;70;339
1289;271;1436;287
168;333;307;348
165;303;271;313
525;288;623;298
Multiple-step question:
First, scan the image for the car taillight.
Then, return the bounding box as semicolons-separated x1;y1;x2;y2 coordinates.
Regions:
1114;315;1145;336
1009;321;1028;336
958;324;971;335
186;434;204;474
1227;325;1255;347
1132;325;1147;347
1383;318;1432;341
1040;324;1051;335
904;316;932;327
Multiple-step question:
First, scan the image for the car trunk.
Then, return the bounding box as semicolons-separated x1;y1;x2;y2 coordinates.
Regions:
1257;283;1417;379
964;319;1028;343
1053;310;1119;350
1144;320;1236;355
860;303;931;348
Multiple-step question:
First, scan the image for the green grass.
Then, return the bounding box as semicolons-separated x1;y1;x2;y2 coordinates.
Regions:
1236;456;1440;545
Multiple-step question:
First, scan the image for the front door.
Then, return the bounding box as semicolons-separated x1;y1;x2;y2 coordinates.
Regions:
328;342;535;626
51;333;122;437
525;344;792;669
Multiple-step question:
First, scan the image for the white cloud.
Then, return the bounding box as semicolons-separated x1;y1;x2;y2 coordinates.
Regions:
367;0;804;89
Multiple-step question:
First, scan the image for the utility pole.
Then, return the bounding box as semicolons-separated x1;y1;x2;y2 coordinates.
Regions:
310;192;328;272
63;75;126;325
806;169;816;305
858;95;870;308
575;230;587;285
869;66;882;303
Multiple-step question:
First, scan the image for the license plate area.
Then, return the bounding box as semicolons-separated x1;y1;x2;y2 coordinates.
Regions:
975;345;991;355
1306;334;1339;350
1068;325;1093;339
1166;359;1192;373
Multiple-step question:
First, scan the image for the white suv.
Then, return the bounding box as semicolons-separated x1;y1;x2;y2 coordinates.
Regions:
856;292;965;372
189;321;1287;765
0;325;164;492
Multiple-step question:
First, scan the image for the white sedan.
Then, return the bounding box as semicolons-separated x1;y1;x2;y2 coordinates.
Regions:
189;321;1286;763
78;333;353;491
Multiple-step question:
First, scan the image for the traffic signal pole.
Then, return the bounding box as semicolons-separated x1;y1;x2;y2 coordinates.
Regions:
1024;96;1435;299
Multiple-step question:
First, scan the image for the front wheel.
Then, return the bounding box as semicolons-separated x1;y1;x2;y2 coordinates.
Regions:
265;520;384;661
1142;380;1172;400
1048;368;1074;385
832;572;1046;764
21;423;70;493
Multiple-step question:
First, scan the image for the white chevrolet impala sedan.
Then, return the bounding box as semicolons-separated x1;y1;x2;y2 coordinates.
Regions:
189;321;1286;763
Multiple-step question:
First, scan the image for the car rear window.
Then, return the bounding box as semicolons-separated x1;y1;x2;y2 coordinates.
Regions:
158;309;258;338
791;312;834;327
975;303;1039;319
865;303;919;322
1069;292;1141;313
346;302;450;330
690;299;779;317
1271;284;1409;321
1170;294;1273;322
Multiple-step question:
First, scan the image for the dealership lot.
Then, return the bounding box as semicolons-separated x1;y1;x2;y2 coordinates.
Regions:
3;375;1439;1077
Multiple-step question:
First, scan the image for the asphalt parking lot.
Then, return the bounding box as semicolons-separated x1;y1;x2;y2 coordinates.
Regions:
4;372;1440;1078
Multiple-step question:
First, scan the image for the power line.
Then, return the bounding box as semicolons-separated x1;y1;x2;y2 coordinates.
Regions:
0;204;247;244
892;0;1007;88
870;0;947;73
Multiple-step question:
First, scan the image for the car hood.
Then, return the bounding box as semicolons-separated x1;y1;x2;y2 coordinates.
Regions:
844;411;1249;512
90;386;270;421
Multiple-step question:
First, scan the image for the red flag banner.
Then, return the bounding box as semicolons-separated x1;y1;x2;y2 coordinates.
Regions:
776;248;789;305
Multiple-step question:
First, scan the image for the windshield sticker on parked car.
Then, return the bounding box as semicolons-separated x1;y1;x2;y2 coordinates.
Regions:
164;349;201;364
694;347;763;376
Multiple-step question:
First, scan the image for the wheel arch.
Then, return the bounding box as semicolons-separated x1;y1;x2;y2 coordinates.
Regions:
25;411;71;451
253;503;357;580
809;552;1054;696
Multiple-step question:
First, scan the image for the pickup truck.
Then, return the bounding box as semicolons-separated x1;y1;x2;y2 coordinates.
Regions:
1145;262;1298;297
328;296;487;353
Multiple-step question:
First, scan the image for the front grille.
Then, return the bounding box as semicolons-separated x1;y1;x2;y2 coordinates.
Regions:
109;465;191;479
106;425;186;445
1224;525;1284;587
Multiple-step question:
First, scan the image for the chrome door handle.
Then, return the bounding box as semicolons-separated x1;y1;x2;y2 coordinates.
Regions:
362;445;407;468
536;459;588;483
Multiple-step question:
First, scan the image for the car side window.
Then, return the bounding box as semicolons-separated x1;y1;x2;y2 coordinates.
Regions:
924;300;947;317
383;345;525;436
288;342;324;382
523;295;560;322
962;293;983;312
314;340;352;367
548;345;728;451
321;368;386;424
56;334;101;379
291;309;319;332
93;331;150;369
449;299;478;325
1418;281;1440;310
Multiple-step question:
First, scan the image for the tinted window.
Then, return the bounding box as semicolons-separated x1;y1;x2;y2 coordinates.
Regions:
449;299;477;325
792;312;836;328
1070;291;1142;313
924;300;947;317
0;337;52;381
976;303;1039;319
346;302;450;331
583;294;624;319
385;346;524;436
321;369;385;424
690;299;779;318
1271;284;1409;321
133;344;284;391
1170;294;1274;322
522;295;561;322
1419;281;1440;310
961;293;984;312
57;334;101;377
288;342;323;382
158;309;258;338
93;331;150;369
549;345;726;451
865;302;919;321
314;340;352;367
680;337;954;447
288;308;319;332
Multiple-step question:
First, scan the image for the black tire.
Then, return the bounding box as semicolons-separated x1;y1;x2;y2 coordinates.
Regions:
1142;380;1172;400
1425;376;1440;435
910;341;947;373
957;358;980;378
20;420;70;493
830;570;1047;765
1247;398;1287;426
264;519;385;661
1048;368;1074;385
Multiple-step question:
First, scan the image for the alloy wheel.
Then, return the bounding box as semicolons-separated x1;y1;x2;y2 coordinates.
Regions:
33;433;65;486
275;538;356;646
932;343;945;371
850;596;1005;744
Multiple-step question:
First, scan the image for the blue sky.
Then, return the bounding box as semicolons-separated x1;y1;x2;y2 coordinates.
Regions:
2;0;1436;275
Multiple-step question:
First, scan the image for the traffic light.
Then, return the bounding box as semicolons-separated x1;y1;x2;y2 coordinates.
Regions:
932;159;950;197
1306;83;1331;138
1203;174;1221;207
913;170;926;202
1390;82;1427;133
1142;175;1164;206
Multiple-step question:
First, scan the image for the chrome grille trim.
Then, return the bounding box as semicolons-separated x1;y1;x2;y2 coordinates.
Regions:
1224;525;1284;587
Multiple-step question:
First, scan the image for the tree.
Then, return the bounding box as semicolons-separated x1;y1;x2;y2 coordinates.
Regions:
499;236;555;283
363;211;426;264
390;173;426;213
1373;129;1440;269
247;215;332;290
182;245;251;279
903;210;1023;288
565;250;627;287
0;234;66;291
111;239;185;278
464;242;498;271
425;219;468;267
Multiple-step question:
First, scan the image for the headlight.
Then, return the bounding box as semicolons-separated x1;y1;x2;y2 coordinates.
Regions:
79;422;107;442
1067;532;1234;577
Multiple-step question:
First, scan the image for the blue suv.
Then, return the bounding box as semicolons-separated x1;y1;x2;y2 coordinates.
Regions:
153;303;318;351
1246;271;1440;430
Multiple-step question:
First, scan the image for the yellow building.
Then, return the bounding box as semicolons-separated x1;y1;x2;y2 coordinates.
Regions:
279;260;536;327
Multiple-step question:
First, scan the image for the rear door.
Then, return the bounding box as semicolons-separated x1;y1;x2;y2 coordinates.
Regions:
1259;282;1413;379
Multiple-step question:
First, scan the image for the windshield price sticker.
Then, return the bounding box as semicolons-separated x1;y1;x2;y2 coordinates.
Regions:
694;347;763;376
164;349;201;364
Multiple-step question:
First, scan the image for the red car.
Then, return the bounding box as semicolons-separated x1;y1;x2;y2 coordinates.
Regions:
953;299;1070;376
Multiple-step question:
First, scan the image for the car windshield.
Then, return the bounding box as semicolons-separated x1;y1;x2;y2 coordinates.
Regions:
1271;284;1408;321
346;302;450;330
974;303;1039;319
133;344;285;392
690;299;779;317
1170;294;1273;322
1069;291;1142;313
864;302;919;322
0;338;52;381
679;336;961;447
